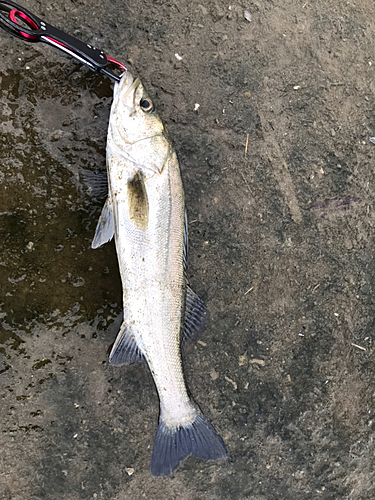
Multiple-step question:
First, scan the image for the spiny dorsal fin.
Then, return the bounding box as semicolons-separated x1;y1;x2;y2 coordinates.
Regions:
183;210;188;273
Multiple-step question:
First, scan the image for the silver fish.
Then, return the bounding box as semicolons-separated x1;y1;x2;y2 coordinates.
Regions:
92;72;227;476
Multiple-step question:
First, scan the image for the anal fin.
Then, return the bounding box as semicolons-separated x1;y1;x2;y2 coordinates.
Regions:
109;321;145;365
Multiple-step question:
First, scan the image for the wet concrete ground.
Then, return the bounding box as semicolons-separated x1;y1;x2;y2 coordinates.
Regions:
1;0;375;499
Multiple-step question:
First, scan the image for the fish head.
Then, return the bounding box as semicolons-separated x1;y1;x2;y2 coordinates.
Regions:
108;72;167;160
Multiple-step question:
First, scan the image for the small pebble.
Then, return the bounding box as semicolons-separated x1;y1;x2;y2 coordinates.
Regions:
244;10;251;22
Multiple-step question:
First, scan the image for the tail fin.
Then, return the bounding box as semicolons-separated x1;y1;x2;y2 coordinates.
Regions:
150;413;227;477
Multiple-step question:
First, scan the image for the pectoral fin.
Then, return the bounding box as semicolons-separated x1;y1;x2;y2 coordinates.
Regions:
91;195;115;249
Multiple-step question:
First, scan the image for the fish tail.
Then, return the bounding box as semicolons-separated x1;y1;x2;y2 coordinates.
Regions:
150;412;227;477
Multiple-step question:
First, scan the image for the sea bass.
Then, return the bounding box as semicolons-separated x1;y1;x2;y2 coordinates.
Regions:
92;72;227;476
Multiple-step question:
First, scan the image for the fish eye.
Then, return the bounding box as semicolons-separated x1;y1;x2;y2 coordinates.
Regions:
140;97;154;113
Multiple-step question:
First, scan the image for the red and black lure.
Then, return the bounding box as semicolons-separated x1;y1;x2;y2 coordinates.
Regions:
0;0;126;81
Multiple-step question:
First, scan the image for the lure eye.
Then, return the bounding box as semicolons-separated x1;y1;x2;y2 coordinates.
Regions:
140;98;154;113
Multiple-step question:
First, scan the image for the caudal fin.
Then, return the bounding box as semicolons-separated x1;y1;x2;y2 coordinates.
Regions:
150;413;227;477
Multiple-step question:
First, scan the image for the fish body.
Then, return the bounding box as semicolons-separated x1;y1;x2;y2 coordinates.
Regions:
92;72;227;476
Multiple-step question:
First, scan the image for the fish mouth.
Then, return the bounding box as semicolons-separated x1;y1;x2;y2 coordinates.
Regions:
114;72;141;104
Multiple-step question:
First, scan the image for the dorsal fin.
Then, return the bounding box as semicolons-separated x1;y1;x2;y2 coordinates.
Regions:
107;285;209;365
181;286;209;350
183;210;188;273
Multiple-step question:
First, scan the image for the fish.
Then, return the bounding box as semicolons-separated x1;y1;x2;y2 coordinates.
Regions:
91;71;227;476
